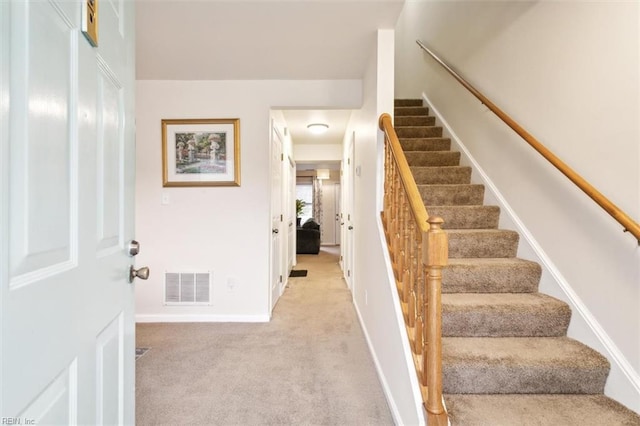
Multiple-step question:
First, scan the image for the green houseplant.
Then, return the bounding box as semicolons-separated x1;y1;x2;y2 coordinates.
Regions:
296;199;305;226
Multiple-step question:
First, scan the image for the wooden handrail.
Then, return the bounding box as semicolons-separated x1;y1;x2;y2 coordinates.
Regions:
379;113;448;424
416;39;640;244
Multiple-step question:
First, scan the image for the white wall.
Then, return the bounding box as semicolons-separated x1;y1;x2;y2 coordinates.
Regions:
345;29;425;425
135;80;361;322
396;1;640;411
293;143;342;162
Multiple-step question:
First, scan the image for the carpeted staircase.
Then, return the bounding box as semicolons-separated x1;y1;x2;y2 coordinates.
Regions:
394;99;640;425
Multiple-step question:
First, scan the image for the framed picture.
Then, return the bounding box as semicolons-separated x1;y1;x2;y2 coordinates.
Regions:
161;118;241;187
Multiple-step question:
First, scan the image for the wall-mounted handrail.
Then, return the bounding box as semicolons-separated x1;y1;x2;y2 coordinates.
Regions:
379;113;448;424
416;39;640;244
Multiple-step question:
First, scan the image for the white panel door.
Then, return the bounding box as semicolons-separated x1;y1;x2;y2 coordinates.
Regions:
1;1;136;424
287;159;296;272
343;132;356;290
334;183;341;245
321;183;339;245
270;125;283;312
281;153;293;281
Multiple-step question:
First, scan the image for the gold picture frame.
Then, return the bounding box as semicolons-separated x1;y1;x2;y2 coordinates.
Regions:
161;118;241;187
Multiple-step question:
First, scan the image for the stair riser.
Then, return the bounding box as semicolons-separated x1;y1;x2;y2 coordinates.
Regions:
405;151;460;167
395;106;429;116
394;99;423;107
395;97;619;420
395;116;436;126
396;127;443;138
419;185;484;206
400;138;451;151
443;395;640;426
412;167;471;185
442;310;571;337
442;366;608;394
443;262;541;294
447;231;519;258
428;206;500;229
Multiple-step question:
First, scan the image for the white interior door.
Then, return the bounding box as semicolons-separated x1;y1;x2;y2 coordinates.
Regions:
287;157;295;272
343;132;356;290
321;182;341;245
334;183;341;245
321;183;336;245
270;125;283;312
281;152;291;287
1;1;136;423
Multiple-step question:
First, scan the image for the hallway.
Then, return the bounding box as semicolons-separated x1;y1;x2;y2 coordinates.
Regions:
136;247;393;425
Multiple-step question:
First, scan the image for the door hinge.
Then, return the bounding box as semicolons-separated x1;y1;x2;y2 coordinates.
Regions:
281;153;284;161
340;255;343;261
348;158;351;165
280;214;283;221
348;270;351;277
279;275;283;283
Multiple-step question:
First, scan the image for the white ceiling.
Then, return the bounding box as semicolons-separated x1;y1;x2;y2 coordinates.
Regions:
135;0;405;81
135;0;404;153
281;109;352;145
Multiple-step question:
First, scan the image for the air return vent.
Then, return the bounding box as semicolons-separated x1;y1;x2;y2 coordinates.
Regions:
164;272;211;305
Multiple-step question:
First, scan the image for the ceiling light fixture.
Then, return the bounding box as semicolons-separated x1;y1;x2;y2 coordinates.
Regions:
307;123;329;135
316;169;330;180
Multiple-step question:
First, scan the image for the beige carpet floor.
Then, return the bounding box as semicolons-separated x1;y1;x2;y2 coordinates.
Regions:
136;247;394;426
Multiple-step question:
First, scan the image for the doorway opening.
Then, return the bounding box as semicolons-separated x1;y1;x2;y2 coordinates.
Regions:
296;162;341;246
270;109;355;294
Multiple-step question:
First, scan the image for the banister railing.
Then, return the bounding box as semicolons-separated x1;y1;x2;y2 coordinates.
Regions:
416;39;640;244
379;113;448;425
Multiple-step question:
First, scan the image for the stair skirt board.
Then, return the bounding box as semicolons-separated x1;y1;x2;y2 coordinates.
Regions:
353;292;426;426
418;93;640;410
364;219;428;426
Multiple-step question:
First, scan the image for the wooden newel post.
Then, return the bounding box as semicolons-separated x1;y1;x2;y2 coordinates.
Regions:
423;216;447;415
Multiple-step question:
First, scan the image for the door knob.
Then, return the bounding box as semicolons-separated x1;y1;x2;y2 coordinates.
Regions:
348;225;354;230
272;228;279;234
129;265;150;283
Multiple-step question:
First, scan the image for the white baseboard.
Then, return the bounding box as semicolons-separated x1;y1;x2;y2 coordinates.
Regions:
422;92;640;411
135;314;270;323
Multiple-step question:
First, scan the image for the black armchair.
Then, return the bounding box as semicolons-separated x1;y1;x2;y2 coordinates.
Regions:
296;219;320;254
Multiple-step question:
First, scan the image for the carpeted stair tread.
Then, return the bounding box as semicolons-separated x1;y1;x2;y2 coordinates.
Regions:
443;258;541;293
445;394;640;426
405;151;461;167
428;205;500;229
395;106;429;116
442;337;610;394
394;98;633;421
411;166;471;185
399;138;451;151
396;126;443;138
419;184;484;206
447;229;519;258
394;99;423;107
395;115;436;126
442;293;571;337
